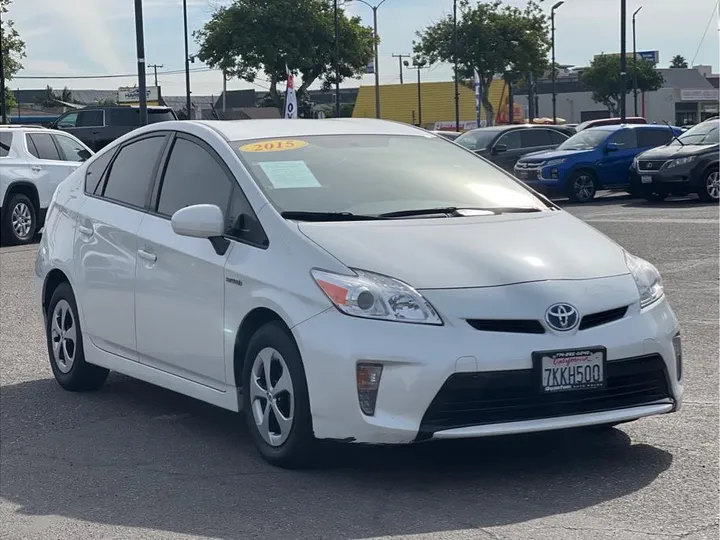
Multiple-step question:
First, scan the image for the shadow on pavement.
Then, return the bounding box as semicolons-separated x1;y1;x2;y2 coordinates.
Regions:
1;374;673;539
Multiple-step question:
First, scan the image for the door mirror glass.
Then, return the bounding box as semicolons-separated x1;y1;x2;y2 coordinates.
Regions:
171;204;225;239
492;143;508;154
605;142;620;153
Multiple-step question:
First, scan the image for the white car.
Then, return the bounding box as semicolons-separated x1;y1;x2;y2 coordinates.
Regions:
35;119;683;468
0;125;93;245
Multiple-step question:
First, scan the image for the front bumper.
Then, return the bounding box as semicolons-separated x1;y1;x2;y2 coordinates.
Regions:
293;275;683;445
631;163;703;189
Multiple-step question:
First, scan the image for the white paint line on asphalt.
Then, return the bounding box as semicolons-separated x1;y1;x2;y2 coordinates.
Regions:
584;218;719;224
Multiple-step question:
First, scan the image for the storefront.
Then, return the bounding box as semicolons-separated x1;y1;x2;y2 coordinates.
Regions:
676;88;719;125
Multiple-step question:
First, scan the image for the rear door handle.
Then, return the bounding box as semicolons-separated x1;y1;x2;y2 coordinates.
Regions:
77;225;94;237
31;165;42;172
138;248;157;263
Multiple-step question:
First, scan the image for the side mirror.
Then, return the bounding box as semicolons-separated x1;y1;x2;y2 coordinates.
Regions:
171;204;225;239
492;143;508;155
605;142;620;153
78;149;92;161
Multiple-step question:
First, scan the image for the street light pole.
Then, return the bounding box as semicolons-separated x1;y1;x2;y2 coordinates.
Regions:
453;0;460;132
133;0;148;126
334;0;341;118
632;6;642;116
550;1;564;124
620;0;627;122
183;0;192;119
352;0;388;119
0;7;7;124
405;59;427;127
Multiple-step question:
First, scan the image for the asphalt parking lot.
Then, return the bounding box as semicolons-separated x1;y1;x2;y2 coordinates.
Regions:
1;193;718;540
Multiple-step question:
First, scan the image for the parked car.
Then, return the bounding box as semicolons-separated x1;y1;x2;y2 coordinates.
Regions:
50;105;177;152
430;130;462;141
36;118;682;469
513;124;682;203
575;117;647;132
455;124;573;172
630;118;719;202
0;125;93;245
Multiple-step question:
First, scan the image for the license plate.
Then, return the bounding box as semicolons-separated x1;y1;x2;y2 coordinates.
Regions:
641;175;652;184
533;347;606;393
516;170;528;179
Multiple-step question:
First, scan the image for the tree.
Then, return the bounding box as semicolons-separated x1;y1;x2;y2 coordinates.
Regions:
195;0;374;109
58;86;73;103
581;54;664;116
670;55;688;69
1;0;26;110
414;0;550;123
36;85;57;108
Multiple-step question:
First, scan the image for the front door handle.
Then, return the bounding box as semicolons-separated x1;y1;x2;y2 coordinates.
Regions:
31;165;42;172
77;225;94;237
137;248;157;263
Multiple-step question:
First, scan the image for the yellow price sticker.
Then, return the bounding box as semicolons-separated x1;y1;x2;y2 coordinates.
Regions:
239;139;308;153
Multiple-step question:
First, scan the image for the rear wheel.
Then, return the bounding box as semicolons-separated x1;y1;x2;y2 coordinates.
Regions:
698;169;719;203
567;171;597;203
1;193;36;245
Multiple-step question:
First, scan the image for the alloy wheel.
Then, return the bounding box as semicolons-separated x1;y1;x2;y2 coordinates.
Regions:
51;299;77;374
574;175;596;202
249;347;295;447
707;171;719;200
11;202;32;240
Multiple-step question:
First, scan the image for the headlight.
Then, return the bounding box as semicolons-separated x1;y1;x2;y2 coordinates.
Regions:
311;268;443;325
545;158;567;166
666;155;696;169
632;156;639;169
624;252;664;308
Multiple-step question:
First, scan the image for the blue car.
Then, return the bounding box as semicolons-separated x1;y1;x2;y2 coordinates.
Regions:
513;124;683;202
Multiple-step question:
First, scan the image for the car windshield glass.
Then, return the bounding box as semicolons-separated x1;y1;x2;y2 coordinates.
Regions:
671;122;719;145
231;134;550;216
556;130;608;150
454;130;498;151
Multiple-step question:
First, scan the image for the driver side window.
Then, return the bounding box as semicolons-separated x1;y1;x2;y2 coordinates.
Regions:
57;112;78;129
609;129;638;149
495;131;522;150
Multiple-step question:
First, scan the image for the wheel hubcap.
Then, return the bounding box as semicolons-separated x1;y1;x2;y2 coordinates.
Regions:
11;202;32;239
250;347;295;447
707;171;719;200
51;300;77;374
574;175;595;201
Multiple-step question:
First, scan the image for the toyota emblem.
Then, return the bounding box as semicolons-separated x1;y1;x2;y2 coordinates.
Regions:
545;303;580;331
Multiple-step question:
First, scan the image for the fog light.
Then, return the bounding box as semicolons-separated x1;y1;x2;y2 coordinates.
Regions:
672;332;682;381
551;168;559;179
356;363;383;416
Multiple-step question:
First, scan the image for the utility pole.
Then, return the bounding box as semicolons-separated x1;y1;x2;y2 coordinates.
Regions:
222;70;227;114
148;63;163;88
453;0;460;132
632;6;642;116
392;53;410;84
550;1;564;124
183;0;192;119
334;0;341;118
133;0;148;126
0;7;7;124
351;0;388;119
619;0;627;122
405;59;427;127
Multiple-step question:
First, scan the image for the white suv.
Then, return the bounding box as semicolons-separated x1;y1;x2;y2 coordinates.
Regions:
0;125;93;245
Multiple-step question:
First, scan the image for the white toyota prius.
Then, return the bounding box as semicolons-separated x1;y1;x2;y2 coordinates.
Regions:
36;118;683;468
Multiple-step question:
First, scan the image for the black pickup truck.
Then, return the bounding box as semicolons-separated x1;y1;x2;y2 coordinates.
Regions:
50;106;178;151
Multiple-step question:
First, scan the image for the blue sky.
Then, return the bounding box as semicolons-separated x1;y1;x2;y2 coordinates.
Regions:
7;0;720;96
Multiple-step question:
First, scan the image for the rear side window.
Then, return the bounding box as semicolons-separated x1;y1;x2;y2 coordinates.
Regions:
637;128;673;148
27;133;61;160
0;132;12;157
521;129;552;148
101;136;166;208
85;150;115;194
109;108;140;127
148;110;176;123
77;110;104;127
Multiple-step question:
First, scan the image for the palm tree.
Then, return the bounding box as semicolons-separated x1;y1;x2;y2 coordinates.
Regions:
670;55;688;69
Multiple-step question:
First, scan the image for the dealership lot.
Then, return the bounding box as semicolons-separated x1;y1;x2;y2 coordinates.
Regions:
1;195;718;540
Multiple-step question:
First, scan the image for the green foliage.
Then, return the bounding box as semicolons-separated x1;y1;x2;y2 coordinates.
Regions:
670;55;688;68
195;0;375;109
581;54;664;115
4;88;16;109
1;0;25;84
413;0;550;121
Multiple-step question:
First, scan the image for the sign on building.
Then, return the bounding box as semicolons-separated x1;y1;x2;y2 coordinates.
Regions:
365;59;375;75
680;89;719;101
594;50;659;65
117;86;160;106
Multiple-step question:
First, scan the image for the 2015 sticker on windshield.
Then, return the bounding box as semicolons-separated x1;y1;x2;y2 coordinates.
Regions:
258;161;321;189
239;139;308;153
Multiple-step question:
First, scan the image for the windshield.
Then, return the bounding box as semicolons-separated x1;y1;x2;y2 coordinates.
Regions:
454;129;498;151
556;129;609;151
671;121;719;146
231;134;550;216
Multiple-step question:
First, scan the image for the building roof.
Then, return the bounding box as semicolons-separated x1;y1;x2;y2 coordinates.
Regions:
658;68;715;89
216;89;256;109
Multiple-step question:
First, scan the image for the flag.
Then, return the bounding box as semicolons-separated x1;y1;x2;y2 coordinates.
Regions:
284;66;298;119
473;68;482;128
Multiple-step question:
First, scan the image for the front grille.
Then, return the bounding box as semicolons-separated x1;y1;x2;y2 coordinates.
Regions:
418;354;670;437
638;160;667;171
467;319;545;334
579;306;628;330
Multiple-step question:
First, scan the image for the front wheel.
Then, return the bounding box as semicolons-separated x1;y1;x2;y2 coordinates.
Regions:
243;322;316;469
567;171;597;203
698;169;719;203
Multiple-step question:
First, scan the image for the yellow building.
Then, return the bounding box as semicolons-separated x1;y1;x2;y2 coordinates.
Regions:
352;79;518;129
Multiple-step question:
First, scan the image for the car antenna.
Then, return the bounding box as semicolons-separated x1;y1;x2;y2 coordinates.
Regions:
662;120;684;146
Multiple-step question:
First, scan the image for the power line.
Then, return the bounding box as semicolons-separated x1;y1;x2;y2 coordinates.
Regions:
690;0;719;66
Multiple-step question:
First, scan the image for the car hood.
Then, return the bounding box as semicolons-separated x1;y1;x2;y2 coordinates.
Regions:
296;211;630;289
518;149;591;162
637;143;719;159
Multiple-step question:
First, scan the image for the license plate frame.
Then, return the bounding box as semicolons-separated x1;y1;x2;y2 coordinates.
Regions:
641;175;653;184
515;170;528;180
532;346;607;393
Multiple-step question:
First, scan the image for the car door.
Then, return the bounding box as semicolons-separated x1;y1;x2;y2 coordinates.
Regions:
74;133;169;361
25;132;69;210
489;130;523;171
598;128;638;186
72;109;106;151
134;133;235;389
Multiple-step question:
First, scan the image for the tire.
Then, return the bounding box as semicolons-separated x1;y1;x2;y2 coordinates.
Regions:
567;170;597;203
642;188;669;202
697;168;719;203
243;322;316;469
1;193;37;246
45;282;109;391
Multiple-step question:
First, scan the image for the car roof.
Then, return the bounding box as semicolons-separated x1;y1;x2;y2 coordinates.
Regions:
465;124;565;134
587;123;669;132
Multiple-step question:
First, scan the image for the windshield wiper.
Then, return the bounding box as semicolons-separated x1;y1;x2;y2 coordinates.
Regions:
280;211;387;222
376;206;543;218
